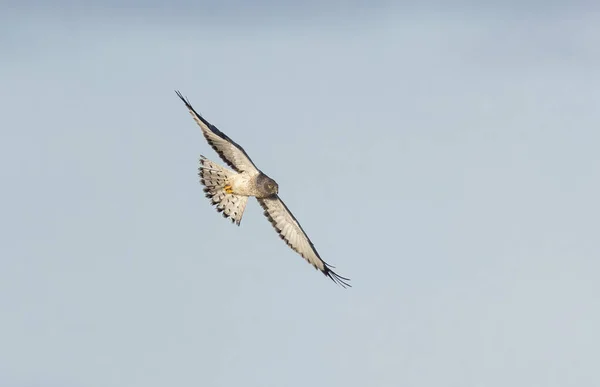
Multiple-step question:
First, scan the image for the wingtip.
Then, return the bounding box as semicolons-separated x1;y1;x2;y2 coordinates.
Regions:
175;90;189;105
325;268;352;288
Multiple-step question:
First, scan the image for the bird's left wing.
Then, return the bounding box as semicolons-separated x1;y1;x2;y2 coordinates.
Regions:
176;91;259;173
257;195;351;288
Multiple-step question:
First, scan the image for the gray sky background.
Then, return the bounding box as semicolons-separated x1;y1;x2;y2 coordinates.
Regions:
1;4;599;387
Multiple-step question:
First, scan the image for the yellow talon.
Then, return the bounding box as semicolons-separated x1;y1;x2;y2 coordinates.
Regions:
224;185;233;194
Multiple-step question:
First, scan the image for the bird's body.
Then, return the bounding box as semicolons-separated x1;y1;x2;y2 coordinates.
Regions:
228;172;259;197
176;91;350;288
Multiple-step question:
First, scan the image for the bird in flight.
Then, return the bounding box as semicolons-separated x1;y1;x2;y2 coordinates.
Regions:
176;91;350;288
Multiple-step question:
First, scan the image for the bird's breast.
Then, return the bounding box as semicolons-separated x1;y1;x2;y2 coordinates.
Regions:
230;172;257;196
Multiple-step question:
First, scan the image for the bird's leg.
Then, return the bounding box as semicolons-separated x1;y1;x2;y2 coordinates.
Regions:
224;185;233;194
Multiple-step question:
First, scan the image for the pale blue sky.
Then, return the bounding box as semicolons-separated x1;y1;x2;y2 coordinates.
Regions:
1;3;599;387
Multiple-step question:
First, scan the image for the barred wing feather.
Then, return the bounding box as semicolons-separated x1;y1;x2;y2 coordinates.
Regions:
257;195;350;288
176;91;259;174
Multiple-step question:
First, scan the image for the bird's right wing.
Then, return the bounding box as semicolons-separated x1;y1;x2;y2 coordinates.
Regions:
176;91;259;174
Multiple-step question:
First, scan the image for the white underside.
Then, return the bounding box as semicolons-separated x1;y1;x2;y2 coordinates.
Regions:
229;171;258;196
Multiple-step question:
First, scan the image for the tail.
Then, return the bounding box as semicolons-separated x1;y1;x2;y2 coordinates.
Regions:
199;156;249;226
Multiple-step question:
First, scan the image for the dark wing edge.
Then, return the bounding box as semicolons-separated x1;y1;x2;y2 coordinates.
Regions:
175;90;257;173
257;195;351;288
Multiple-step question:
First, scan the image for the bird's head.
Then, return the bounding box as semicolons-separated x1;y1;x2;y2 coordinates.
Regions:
258;174;279;196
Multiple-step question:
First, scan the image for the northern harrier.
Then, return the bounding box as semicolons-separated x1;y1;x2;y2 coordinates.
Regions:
176;91;350;288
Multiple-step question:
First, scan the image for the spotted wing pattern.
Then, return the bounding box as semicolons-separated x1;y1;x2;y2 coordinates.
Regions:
257;195;351;288
176;91;259;174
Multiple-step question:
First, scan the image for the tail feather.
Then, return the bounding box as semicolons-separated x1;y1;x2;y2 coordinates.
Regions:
199;156;248;226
